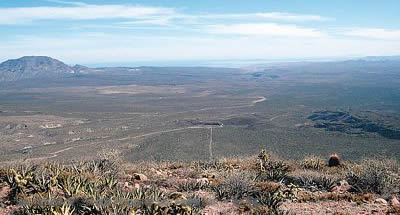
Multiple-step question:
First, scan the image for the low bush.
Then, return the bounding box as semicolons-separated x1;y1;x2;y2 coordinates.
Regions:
211;172;252;200
290;170;338;192
346;158;400;196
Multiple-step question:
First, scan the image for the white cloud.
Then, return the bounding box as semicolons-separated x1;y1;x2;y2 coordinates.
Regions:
254;12;330;21
43;0;88;6
207;23;323;37
179;12;330;22
343;28;400;39
118;18;172;26
0;3;330;25
2;33;399;65
0;5;176;24
0;3;398;64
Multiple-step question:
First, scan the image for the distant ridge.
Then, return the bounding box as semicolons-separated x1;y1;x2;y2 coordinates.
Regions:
359;56;400;62
0;56;77;82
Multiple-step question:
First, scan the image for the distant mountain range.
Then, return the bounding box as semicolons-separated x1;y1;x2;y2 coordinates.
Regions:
359;56;400;62
1;55;400;82
0;56;81;82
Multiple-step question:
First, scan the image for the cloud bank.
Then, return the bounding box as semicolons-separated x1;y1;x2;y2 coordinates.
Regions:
0;1;399;64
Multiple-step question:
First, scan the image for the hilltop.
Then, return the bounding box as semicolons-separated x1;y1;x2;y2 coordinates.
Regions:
0;56;77;82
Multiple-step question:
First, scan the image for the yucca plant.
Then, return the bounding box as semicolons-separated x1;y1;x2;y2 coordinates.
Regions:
251;191;283;210
177;180;209;192
51;202;75;215
293;172;337;192
101;177;118;190
257;151;291;182
58;175;91;197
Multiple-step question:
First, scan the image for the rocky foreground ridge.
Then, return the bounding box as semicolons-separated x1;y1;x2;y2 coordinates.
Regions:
0;150;399;214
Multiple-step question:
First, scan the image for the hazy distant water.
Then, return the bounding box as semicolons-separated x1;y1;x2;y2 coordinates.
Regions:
86;57;353;68
86;59;273;68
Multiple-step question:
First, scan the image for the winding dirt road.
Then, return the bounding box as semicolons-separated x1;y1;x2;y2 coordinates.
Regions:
26;96;266;161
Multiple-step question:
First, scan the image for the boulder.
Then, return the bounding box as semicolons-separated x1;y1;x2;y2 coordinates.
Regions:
133;173;148;181
391;196;400;208
375;198;388;205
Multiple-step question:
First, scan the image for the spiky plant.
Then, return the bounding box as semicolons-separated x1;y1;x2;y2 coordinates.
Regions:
300;156;325;170
257;151;291;182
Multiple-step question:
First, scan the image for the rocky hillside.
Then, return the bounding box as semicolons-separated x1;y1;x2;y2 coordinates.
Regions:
0;56;77;82
0;150;399;214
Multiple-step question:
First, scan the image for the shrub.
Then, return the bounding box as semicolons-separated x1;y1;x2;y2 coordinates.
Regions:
300;156;325;170
186;195;207;212
345;158;400;195
291;170;337;192
177;180;209;192
191;159;238;172
212;172;252;200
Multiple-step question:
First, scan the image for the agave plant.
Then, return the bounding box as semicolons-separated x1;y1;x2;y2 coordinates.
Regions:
51;202;75;215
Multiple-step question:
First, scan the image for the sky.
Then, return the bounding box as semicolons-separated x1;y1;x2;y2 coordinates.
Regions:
1;0;400;66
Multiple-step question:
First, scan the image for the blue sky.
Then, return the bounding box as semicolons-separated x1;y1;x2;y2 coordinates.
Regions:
1;0;400;66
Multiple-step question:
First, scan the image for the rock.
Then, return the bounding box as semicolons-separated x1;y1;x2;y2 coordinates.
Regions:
16;124;28;129
0;186;10;200
331;180;353;192
155;170;163;175
375;198;388;205
391;196;400;208
133;173;148;181
196;178;209;186
331;185;352;193
123;182;130;189
123;182;139;190
338;180;349;186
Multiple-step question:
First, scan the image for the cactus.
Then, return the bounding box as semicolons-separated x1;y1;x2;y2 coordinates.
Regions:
301;156;325;170
328;153;341;167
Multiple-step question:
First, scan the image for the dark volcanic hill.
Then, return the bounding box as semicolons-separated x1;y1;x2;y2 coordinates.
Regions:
0;56;77;82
